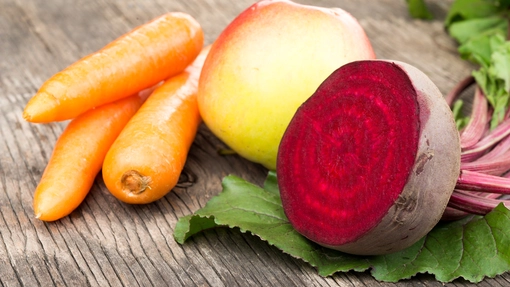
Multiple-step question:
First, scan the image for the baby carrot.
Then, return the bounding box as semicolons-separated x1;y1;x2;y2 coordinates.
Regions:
33;90;150;221
102;46;210;204
23;12;203;123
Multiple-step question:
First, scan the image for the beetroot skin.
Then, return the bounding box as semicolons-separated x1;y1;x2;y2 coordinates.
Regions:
276;60;461;255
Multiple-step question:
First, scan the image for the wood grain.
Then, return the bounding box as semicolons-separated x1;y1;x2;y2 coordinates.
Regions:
1;0;509;286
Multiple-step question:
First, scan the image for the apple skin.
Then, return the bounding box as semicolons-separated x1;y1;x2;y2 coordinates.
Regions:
198;0;376;170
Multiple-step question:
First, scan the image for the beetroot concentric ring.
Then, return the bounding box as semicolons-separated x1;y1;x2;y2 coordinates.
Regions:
277;60;461;255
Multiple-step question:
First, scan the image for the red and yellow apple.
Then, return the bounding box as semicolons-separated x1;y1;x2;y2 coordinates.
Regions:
198;0;376;170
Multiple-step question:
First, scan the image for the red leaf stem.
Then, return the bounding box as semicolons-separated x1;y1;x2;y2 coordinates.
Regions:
460;87;489;149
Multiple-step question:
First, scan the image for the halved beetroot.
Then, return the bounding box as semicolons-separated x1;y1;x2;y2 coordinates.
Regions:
276;60;461;255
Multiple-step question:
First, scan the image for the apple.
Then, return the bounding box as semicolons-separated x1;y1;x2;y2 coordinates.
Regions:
198;0;376;170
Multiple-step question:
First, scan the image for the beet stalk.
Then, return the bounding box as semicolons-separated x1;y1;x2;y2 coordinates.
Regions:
460;117;510;162
443;76;510;219
457;170;510;193
448;190;510;215
460;87;489;149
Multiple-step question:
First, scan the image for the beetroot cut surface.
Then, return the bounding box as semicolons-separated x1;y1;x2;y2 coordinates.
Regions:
277;61;420;249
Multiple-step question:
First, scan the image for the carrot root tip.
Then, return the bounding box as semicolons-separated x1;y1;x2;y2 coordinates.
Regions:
23;91;60;123
23;111;31;121
121;170;151;195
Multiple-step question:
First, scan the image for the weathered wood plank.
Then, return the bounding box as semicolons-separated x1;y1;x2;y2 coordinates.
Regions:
1;0;510;286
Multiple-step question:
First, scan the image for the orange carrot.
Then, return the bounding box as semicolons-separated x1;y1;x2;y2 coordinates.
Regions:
23;12;203;123
102;46;210;204
33;90;150;221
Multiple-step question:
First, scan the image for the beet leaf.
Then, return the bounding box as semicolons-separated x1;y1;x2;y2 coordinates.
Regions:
173;174;372;274
406;0;434;20
442;0;510;128
174;172;510;283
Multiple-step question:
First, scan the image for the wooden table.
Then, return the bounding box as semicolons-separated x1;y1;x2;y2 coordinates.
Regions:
1;0;508;286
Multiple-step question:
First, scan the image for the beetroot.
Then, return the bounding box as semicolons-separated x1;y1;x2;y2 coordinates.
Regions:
276;60;461;255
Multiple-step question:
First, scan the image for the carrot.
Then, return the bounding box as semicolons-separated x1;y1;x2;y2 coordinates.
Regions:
23;12;203;123
33;90;151;221
102;46;210;204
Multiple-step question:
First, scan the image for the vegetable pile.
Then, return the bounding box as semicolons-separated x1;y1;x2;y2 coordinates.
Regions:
26;13;206;221
175;0;510;283
24;0;510;284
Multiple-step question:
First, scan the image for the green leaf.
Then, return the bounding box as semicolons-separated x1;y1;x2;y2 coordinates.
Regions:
443;0;510;130
458;29;505;67
263;170;279;195
174;173;510;283
447;16;507;44
372;207;510;282
406;0;434;20
452;99;470;130
491;42;510;93
465;34;510;128
174;215;219;244
444;0;508;27
173;174;371;274
472;67;509;128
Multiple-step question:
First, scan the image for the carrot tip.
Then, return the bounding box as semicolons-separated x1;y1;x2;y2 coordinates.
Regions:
23;91;60;123
121;170;151;195
22;111;32;121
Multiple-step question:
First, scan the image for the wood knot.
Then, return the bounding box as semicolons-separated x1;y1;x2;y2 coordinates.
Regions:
176;168;196;188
